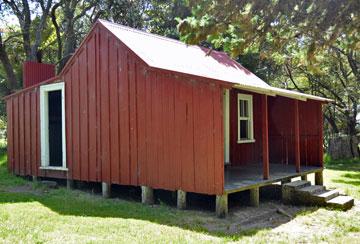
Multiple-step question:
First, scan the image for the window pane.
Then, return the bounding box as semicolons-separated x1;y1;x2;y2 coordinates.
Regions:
239;99;249;117
240;120;249;139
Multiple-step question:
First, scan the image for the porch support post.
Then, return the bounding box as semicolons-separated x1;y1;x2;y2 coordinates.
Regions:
249;187;260;207
141;186;154;204
318;103;324;167
301;175;308;181
223;89;230;164
315;171;324;186
102;182;111;198
294;100;301;173
216;193;228;218
177;190;187;209
261;94;269;179
67;179;74;189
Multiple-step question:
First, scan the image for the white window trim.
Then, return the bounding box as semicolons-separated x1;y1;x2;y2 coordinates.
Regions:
40;82;67;170
237;93;255;144
223;89;230;164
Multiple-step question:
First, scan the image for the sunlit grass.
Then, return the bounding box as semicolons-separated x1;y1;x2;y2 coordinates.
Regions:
0;151;359;243
324;157;360;199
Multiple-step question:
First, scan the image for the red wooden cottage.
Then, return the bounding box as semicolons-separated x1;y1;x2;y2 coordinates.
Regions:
5;20;332;216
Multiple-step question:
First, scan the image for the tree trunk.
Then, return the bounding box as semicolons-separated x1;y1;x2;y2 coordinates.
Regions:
0;35;17;92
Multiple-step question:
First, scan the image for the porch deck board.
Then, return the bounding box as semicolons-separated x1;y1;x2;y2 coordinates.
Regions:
224;163;322;194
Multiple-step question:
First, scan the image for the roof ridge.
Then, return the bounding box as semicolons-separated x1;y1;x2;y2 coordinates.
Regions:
98;19;226;55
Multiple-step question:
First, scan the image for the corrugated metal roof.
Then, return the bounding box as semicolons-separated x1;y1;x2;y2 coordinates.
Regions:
99;20;270;88
99;20;332;102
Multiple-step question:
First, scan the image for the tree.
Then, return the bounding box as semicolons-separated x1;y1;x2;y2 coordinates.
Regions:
145;0;191;39
178;1;359;60
50;0;98;71
178;0;360;156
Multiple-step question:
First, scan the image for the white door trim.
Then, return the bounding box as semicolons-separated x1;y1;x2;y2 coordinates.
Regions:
39;82;67;169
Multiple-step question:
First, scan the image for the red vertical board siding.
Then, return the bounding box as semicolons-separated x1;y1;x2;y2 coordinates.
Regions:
129;55;138;185
178;80;195;191
19;94;25;175
230;89;262;166
109;37;120;184
161;74;176;189
24;92;31;175
6;99;13;172
72;59;81;180
13;97;19;175
7;24;226;195
268;96;295;165
144;70;153;186
119;48;130;185
151;72;161;188
7;88;41;177
213;85;224;194
136;64;147;186
36;89;40;176
261;95;270;179
23;61;55;88
87;34;97;182
172;80;182;189
318;102;324;167
95;28;102;181
194;82;210;193
79;47;89;181
299;100;322;167
100;30;111;183
294;100;300;172
30;91;37;175
64;70;73;178
205;83;215;193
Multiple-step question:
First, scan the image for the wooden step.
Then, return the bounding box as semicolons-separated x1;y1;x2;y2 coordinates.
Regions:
314;189;339;202
297;185;325;194
306;189;340;205
283;180;311;190
326;196;354;210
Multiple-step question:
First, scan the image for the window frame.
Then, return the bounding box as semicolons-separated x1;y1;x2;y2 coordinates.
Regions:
39;82;67;170
237;93;255;144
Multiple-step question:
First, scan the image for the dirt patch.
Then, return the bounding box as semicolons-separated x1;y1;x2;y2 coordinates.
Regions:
187;199;360;238
197;200;316;234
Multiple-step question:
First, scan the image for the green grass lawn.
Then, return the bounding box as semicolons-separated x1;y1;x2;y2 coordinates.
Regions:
0;150;359;243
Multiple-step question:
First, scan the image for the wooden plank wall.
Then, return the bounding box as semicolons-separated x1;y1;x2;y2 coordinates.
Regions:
299;100;323;167
7;25;225;195
6;89;41;177
61;26;225;195
268;96;296;165
229;89;263;165
268;96;323;167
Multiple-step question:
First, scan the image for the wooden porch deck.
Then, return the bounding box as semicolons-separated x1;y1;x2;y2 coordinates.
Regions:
224;163;322;194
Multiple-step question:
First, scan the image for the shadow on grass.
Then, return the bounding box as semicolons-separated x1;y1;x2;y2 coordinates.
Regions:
333;179;360;187
325;158;360;172
342;172;360;180
0;155;317;240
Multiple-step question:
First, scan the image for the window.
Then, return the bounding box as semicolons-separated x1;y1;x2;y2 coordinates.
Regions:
40;82;67;170
237;93;254;143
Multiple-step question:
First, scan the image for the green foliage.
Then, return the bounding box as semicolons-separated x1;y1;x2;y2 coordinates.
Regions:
179;1;359;62
145;0;191;39
178;0;360;141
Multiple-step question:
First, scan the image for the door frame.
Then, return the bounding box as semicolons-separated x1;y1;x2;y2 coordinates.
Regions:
39;82;67;170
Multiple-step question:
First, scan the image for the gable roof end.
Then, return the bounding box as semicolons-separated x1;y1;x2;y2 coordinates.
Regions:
98;20;332;103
